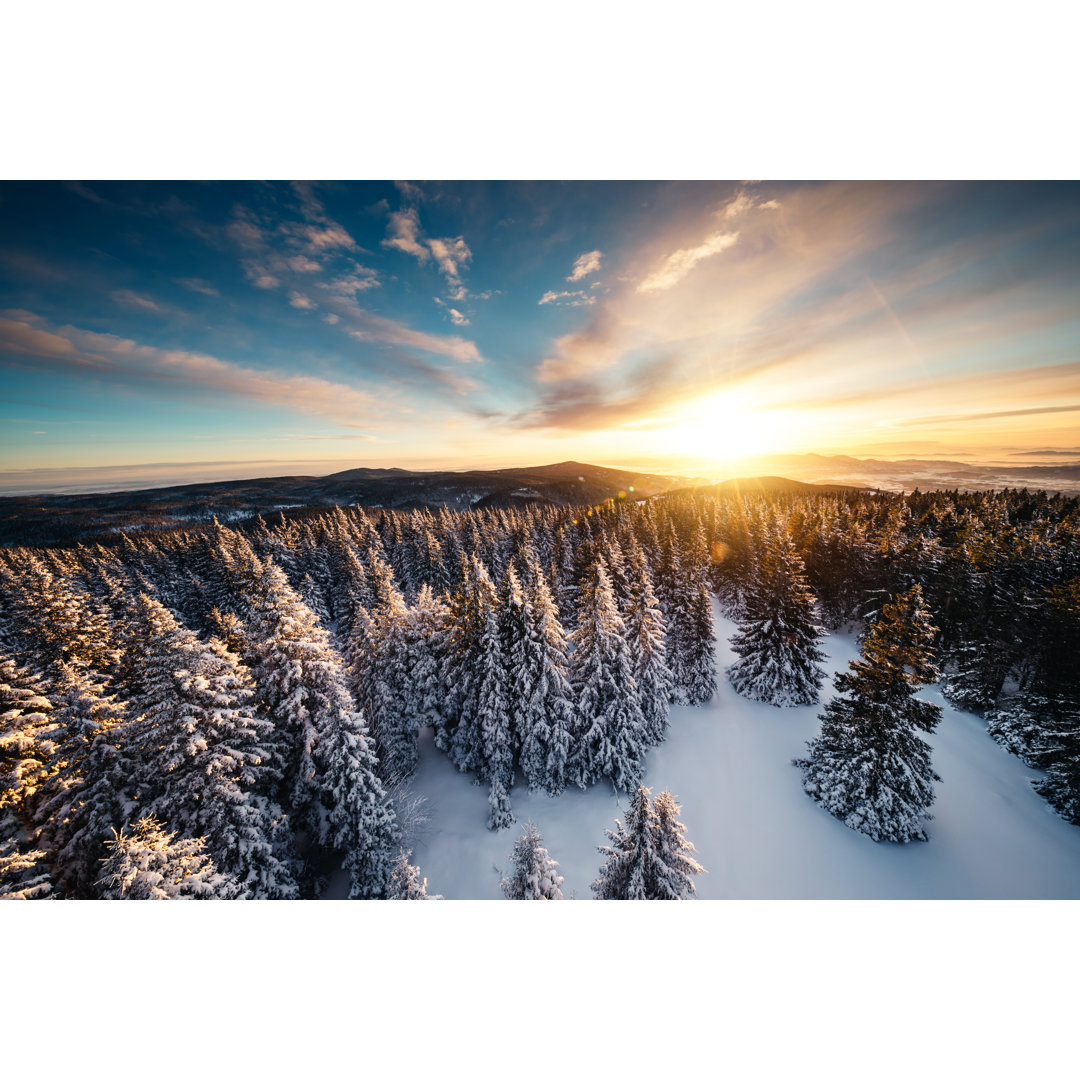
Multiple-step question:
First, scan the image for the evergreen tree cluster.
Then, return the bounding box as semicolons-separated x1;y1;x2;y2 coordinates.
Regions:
2;481;1079;897
0;494;721;896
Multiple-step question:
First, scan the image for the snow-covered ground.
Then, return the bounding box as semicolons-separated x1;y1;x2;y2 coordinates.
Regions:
376;602;1080;899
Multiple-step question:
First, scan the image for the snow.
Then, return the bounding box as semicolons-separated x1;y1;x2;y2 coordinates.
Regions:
357;601;1080;899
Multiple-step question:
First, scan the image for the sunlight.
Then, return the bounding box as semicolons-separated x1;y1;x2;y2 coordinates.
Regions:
663;390;781;464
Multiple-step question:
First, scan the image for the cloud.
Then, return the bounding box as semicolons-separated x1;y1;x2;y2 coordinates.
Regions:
382;207;429;262
381;201;472;300
334;302;483;365
427;236;472;301
535;315;619;383
227;193;369;295
0;313;386;430
636;230;740;293
434;297;470;325
175;277;220;296
539;289;597;307
318;265;381;297
635;188;780;294
0;315;85;362
897;403;1080;426
289;292;316;309
243;265;281;290
567;249;603;282
110;289;165;313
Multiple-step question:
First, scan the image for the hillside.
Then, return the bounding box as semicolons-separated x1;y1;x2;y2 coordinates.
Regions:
0;460;695;548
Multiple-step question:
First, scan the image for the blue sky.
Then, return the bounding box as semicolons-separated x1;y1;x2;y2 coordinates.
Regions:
2;180;1079;491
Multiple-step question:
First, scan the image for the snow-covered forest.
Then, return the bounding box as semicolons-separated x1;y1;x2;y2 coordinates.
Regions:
2;484;1079;899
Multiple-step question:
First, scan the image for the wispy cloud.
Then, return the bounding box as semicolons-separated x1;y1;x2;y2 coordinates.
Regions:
110;289;166;313
636;188;779;294
174;277;220;297
637;230;739;294
0;313;388;430
382;206;428;262
567;249;603;282
434;297;470;325
539;289;597;307
381;196;472;301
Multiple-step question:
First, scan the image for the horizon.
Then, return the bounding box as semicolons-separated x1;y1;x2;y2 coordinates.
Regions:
3;180;1080;492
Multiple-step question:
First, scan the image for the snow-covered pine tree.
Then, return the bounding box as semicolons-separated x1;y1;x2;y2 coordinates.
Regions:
441;556;501;779
591;784;703;899
121;593;298;898
570;555;647;792
309;702;401;898
396;584;449;748
31;662;130;898
517;554;577;796
97;816;240;899
649;789;705;899
727;515;828;706
474;567;515;831
675;525;718;706
355;552;418;780
500;821;564;899
0;811;54;899
0;656;58;823
386;848;442;899
795;585;943;842
622;537;674;745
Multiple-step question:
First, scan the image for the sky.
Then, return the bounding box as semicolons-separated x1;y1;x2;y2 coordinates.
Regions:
2;180;1079;492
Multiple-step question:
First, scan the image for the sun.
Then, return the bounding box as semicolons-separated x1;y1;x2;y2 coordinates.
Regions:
665;390;780;464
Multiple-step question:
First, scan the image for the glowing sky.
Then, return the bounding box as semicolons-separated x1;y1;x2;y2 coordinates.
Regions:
2;180;1079;490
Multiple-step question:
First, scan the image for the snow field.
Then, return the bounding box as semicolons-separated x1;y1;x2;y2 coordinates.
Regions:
404;602;1080;899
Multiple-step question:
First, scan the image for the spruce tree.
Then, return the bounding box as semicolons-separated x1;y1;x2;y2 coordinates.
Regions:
795;585;943;842
0;811;54;900
570;556;647;792
353;553;417;780
592;785;704;899
516;556;577;795
31;663;130;899
622;538;673;744
123;594;299;898
386;848;442;899
500;821;564;899
309;704;400;898
97;816;240;900
727;517;827;706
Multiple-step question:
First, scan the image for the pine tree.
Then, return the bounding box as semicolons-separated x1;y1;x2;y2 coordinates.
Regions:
310;706;401;898
592;785;704;899
122;593;298;898
516;556;577;795
0;657;58;821
353;553;418;780
0;811;54;900
31;663;130;899
649;789;706;899
500;821;564;899
570;556;647;792
727;518;828;706
795;585;943;842
478;569;515;830
622;538;674;744
386;847;442;899
97;816;240;900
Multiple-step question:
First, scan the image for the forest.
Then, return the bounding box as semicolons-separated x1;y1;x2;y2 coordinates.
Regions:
2;483;1078;899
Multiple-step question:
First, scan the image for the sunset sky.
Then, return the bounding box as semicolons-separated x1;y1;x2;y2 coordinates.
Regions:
2;180;1079;492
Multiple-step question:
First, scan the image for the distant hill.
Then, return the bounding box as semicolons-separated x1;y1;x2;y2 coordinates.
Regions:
0;460;697;548
684;475;868;497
